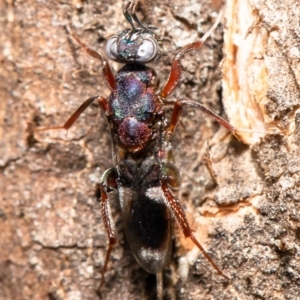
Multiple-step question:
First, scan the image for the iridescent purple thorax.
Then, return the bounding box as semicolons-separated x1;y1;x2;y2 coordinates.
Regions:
107;64;162;153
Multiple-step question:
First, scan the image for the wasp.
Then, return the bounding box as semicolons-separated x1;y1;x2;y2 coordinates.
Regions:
35;1;238;298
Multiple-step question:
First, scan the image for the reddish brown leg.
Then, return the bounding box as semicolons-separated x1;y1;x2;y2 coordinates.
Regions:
161;179;229;280
166;99;237;138
35;95;108;132
97;168;118;292
70;32;116;91
161;9;223;98
167;100;183;135
156;272;163;300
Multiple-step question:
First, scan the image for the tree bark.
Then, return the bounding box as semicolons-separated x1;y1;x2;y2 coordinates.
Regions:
1;0;299;299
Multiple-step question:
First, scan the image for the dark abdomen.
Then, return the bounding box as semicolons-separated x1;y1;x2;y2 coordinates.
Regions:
118;157;172;273
125;187;172;273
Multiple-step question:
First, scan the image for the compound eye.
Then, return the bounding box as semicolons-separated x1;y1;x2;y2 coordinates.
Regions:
106;36;118;60
136;37;158;62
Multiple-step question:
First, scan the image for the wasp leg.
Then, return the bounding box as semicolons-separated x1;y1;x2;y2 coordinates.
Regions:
161;178;229;280
161;9;223;98
156;272;163;300
97;168;118;292
166;100;183;135
33;95;108;132
70;32;116;91
166;99;237;135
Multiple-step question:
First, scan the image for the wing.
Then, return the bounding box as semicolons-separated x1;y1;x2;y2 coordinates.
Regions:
118;157;172;273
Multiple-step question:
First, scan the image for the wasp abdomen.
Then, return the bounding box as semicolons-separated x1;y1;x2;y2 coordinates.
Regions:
118;158;172;273
125;187;172;274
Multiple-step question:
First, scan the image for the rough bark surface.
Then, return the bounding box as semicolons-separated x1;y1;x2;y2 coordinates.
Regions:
1;0;299;300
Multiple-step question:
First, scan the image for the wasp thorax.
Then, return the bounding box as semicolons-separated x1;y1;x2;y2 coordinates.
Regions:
105;29;160;63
